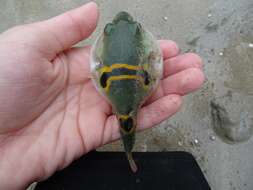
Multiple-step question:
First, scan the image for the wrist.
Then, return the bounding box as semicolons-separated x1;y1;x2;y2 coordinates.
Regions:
0;147;41;190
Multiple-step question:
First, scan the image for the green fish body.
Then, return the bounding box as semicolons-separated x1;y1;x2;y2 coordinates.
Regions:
90;12;163;172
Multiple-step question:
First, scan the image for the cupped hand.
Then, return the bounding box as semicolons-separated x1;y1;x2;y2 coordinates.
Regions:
0;2;204;190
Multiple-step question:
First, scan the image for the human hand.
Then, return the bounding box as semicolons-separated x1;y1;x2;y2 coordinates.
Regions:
0;2;204;190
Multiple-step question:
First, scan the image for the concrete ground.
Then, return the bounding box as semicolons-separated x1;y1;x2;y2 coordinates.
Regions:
1;0;253;190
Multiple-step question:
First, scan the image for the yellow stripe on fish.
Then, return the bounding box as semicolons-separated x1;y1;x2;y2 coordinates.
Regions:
119;114;130;120
98;63;150;92
104;75;148;92
99;63;148;74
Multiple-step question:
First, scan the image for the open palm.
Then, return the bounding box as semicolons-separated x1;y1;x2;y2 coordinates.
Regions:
0;2;204;190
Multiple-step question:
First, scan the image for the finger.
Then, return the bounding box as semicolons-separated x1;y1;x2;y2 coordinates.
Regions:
162;68;205;95
39;2;98;52
163;53;203;77
159;40;179;60
105;94;182;142
138;94;182;130
147;68;205;103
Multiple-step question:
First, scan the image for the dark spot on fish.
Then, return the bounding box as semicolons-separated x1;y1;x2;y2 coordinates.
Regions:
120;117;134;132
100;72;108;88
143;71;150;85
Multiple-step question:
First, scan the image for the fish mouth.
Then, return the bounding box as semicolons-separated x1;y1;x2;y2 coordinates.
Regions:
113;11;134;23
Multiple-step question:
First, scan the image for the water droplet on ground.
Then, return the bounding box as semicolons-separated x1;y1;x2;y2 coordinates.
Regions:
163;16;168;21
178;141;183;146
248;43;253;48
194;138;199;145
210;135;216;141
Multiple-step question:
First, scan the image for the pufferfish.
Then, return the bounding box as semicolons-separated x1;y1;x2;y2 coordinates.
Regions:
90;11;163;172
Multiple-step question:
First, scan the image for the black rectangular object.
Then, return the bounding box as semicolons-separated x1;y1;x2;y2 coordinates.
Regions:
35;151;211;190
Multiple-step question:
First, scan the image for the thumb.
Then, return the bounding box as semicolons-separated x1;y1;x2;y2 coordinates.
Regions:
1;2;99;58
39;2;99;52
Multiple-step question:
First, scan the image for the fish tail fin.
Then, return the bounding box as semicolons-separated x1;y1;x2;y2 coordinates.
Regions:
118;114;138;172
127;152;138;173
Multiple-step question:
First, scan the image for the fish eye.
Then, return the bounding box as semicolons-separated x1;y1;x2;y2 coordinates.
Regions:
137;23;142;30
134;22;143;35
104;23;115;35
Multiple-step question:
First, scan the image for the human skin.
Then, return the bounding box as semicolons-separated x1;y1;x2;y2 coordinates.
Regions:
0;2;204;190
